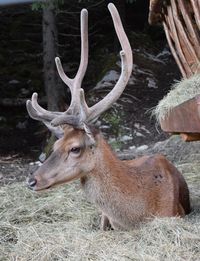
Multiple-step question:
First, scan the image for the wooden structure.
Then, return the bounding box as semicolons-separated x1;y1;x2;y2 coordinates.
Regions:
149;0;200;141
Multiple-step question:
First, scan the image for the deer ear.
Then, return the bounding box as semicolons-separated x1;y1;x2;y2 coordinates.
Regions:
82;123;96;146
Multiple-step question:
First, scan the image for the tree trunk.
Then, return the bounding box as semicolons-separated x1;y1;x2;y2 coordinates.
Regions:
42;1;66;111
42;2;67;157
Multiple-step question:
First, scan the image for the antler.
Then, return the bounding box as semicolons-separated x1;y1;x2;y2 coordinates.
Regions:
26;8;88;130
52;3;132;126
55;8;88;115
27;3;133;133
87;3;133;122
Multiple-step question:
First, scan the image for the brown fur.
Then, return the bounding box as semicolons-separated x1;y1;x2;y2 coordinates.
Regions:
29;127;191;230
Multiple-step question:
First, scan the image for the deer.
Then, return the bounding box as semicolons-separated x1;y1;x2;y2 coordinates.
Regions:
26;3;191;230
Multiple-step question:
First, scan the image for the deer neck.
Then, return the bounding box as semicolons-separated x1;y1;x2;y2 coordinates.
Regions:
92;133;125;179
80;133;131;204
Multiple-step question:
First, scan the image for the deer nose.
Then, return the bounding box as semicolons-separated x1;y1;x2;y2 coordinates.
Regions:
27;177;37;188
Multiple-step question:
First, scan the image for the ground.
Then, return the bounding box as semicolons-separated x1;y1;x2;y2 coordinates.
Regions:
1;136;200;260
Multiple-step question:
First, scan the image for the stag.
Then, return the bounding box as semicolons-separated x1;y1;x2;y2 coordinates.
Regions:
27;3;190;230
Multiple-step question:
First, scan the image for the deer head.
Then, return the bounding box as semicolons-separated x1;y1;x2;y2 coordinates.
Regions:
27;3;133;191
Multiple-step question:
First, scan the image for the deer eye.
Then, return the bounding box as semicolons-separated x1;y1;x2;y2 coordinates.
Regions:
70;147;81;154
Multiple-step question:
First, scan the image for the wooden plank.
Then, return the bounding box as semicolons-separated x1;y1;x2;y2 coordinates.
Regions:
170;0;199;73
163;21;187;78
167;4;193;77
190;0;200;31
178;0;200;59
160;94;200;133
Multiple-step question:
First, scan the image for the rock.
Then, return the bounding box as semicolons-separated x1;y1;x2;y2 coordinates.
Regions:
136;145;148;152
100;125;110;130
156;47;171;61
29;161;42;167
35;161;43;166
118;151;135;160
39;153;46;163
94;70;119;89
129;145;136;150
20;88;30;96
9;79;20;84
16;121;27;129
147;77;157;89
135;132;145;137
0;116;6;122
120;135;132;142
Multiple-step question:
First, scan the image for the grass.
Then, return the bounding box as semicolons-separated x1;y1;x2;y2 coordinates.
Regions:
153;74;200;122
1;169;200;260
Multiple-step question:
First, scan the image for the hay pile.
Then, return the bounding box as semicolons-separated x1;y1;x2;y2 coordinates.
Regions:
1;137;200;260
153;74;200;122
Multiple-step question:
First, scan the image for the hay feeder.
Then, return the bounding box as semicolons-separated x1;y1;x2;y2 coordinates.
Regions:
149;0;200;141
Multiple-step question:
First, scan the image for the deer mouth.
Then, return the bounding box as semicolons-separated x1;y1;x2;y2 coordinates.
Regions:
27;183;52;191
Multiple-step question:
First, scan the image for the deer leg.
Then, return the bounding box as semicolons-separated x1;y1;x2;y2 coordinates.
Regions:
100;214;112;231
177;203;185;217
109;220;126;230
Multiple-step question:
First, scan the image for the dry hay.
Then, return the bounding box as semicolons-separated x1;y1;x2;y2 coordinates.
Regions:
153;74;200;122
1;136;200;261
0;158;200;261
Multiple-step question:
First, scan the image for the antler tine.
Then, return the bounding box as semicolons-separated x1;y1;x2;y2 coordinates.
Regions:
55;9;88;93
27;93;64;138
26;92;62;122
75;9;88;87
31;93;61;117
87;3;133;123
26;99;44;121
55;57;73;91
26;94;64;138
